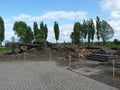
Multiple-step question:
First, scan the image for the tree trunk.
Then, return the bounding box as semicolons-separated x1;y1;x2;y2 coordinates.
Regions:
0;41;2;46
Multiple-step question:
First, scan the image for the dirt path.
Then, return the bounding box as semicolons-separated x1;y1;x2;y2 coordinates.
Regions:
0;61;119;90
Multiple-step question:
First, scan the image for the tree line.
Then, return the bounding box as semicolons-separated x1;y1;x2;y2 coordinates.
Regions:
13;21;60;44
0;16;114;45
70;16;114;45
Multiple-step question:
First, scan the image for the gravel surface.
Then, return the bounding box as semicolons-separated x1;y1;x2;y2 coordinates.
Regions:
0;61;119;90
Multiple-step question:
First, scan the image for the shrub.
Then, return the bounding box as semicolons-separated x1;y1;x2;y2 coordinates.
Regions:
113;39;119;45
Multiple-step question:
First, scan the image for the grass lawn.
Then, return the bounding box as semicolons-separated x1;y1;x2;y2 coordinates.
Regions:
0;47;12;53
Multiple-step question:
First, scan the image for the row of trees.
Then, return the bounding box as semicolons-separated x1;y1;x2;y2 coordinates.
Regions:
13;21;34;43
0;16;60;45
70;16;114;44
0;16;114;45
13;21;60;43
33;21;48;42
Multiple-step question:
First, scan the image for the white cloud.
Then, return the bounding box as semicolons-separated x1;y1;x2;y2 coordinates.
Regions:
4;18;18;42
100;0;120;40
114;30;120;39
100;0;120;11
5;23;13;30
4;19;74;43
4;11;87;42
4;31;18;42
5;31;14;40
110;11;120;19
4;23;17;41
12;11;87;22
47;24;73;43
13;14;31;21
108;19;120;40
109;14;120;40
59;24;73;42
29;11;87;22
108;9;120;33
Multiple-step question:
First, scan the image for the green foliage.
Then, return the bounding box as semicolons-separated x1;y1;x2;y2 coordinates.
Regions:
113;39;119;45
70;32;75;43
79;41;120;47
2;15;116;46
13;21;33;43
36;29;45;41
100;20;114;43
90;19;95;42
54;21;59;43
13;21;27;38
44;24;48;40
70;22;82;44
33;21;48;42
87;19;95;43
33;22;39;41
40;21;48;41
82;20;88;41
0;17;5;46
96;16;101;42
24;26;34;43
0;47;11;52
82;16;114;45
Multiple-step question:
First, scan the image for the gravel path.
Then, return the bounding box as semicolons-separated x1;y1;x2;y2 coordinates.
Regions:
0;61;119;90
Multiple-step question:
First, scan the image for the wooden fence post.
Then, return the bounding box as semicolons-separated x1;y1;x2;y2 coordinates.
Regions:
69;55;71;67
113;59;115;78
24;52;26;60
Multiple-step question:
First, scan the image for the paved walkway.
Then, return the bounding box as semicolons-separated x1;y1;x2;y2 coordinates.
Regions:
0;61;119;90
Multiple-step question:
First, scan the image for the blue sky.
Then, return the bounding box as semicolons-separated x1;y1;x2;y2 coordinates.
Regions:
0;0;120;43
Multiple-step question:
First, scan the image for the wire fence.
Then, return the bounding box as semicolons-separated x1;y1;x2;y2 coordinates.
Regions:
3;51;72;67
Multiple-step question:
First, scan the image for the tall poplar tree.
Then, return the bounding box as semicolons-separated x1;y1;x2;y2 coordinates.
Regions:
54;21;59;43
89;19;95;42
44;24;48;40
25;26;34;43
87;20;91;43
100;20;114;43
0;17;5;46
40;21;45;41
82;20;88;42
70;22;82;44
40;21;48;41
96;16;101;42
33;22;39;41
33;21;48;42
87;19;95;43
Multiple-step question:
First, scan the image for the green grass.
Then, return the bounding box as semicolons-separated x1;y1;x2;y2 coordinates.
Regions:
79;42;120;48
0;47;12;53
